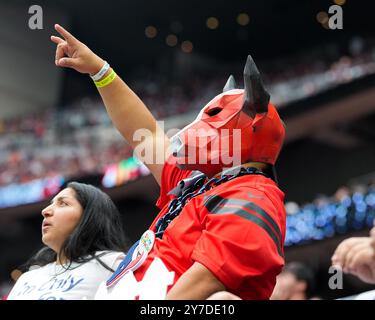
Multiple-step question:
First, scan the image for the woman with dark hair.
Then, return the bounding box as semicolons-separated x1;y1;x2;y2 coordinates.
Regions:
7;182;128;300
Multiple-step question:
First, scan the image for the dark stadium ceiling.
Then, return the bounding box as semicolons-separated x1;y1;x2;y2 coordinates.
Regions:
15;0;375;68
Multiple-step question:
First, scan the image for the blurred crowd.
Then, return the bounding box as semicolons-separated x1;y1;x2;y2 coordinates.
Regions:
1;37;375;188
0;106;132;187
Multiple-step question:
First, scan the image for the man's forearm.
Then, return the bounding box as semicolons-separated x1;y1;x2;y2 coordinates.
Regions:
97;68;162;149
166;262;225;300
95;65;170;184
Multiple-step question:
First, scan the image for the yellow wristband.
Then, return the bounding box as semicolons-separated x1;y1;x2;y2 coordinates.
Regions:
94;69;117;88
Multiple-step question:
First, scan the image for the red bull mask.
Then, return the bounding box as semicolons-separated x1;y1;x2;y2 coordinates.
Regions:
170;55;285;177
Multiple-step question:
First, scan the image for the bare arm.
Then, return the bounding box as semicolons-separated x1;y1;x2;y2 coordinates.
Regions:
165;262;225;300
96;72;170;185
51;24;169;185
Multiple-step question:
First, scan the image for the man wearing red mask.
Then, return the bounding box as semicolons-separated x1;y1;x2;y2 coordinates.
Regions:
51;24;286;300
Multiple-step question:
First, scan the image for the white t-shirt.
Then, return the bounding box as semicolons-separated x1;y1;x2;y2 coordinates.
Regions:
354;289;375;300
7;251;124;300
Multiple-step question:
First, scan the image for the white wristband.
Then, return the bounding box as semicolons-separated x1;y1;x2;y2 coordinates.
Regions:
90;61;110;81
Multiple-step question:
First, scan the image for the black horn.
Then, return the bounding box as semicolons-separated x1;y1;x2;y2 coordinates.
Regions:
223;75;237;92
243;55;270;117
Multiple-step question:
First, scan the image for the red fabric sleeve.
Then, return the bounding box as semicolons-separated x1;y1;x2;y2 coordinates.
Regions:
156;155;193;209
191;189;284;299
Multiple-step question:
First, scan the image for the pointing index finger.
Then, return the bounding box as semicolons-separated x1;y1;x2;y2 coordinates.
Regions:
55;24;76;43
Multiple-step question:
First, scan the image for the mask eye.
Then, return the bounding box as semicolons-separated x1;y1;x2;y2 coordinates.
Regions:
206;107;222;116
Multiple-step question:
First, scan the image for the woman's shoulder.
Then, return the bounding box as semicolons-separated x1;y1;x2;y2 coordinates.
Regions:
13;262;54;283
28;262;55;273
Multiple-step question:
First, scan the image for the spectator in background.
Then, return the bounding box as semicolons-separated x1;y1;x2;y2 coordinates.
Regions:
270;262;317;300
7;182;128;300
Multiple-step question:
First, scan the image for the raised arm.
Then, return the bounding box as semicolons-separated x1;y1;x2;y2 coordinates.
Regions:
51;24;170;185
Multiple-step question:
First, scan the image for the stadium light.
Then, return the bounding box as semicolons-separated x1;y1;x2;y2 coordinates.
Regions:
206;17;219;30
145;26;157;38
166;34;178;47
237;13;249;26
181;41;193;53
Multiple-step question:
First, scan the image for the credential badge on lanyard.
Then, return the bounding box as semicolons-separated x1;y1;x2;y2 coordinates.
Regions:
106;230;155;288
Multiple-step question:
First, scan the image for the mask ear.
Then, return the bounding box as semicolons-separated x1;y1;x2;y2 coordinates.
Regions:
222;75;237;92
242;55;270;118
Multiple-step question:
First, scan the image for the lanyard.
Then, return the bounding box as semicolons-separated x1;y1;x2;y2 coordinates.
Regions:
155;166;270;239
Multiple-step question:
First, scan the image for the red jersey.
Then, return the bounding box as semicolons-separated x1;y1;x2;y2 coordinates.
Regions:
131;158;286;300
